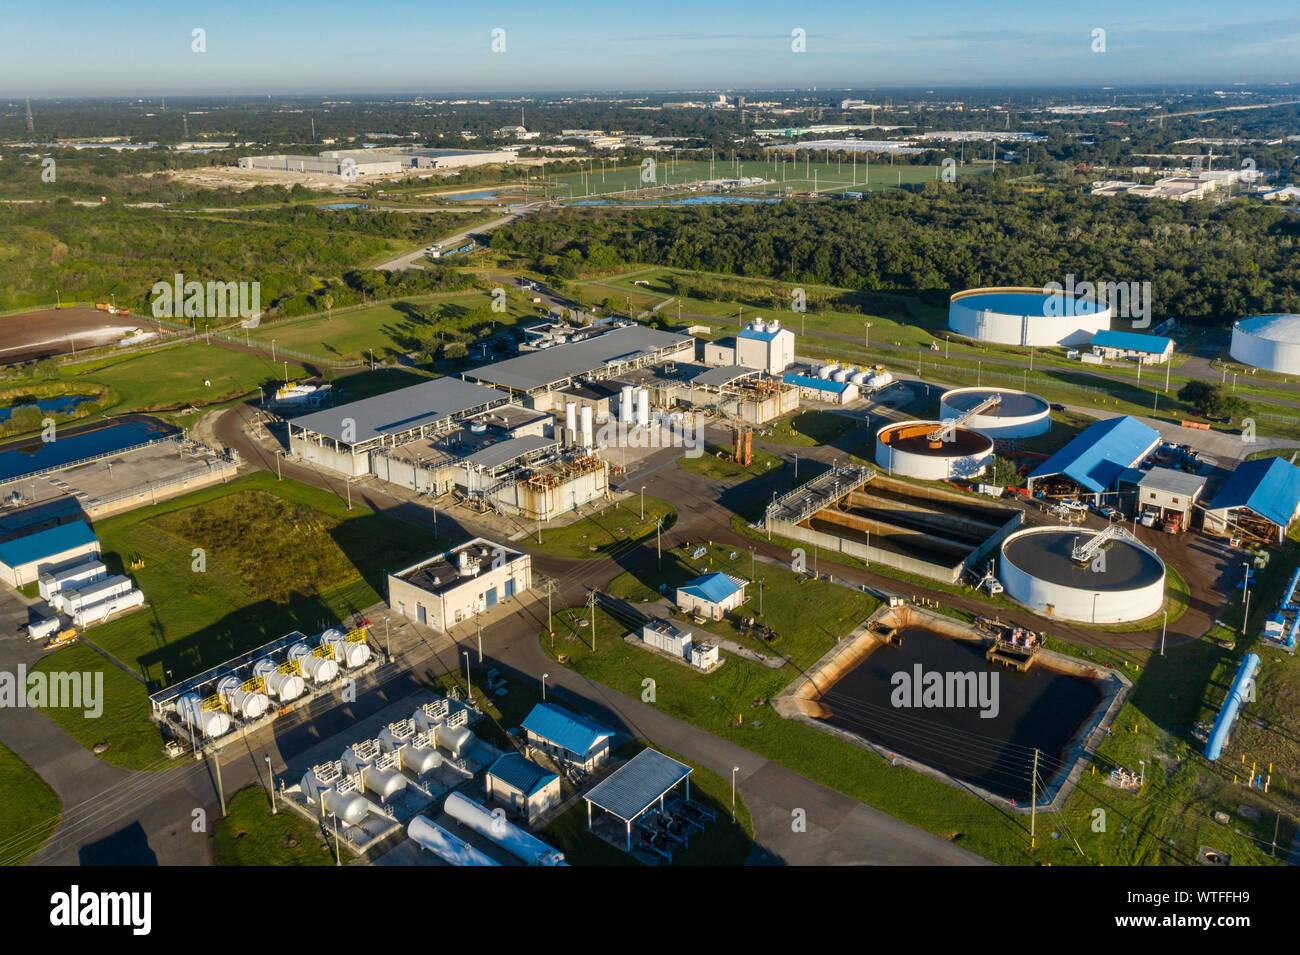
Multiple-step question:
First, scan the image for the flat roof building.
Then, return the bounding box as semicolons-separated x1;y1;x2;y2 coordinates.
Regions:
387;538;531;631
0;520;100;588
1134;466;1206;524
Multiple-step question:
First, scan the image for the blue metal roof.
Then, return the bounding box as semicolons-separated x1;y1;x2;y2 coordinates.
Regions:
583;748;693;821
738;325;784;342
0;521;97;570
783;372;849;394
1029;416;1161;494
1090;330;1174;355
1208;457;1300;528
678;571;744;605
521;703;614;758
487;753;559;796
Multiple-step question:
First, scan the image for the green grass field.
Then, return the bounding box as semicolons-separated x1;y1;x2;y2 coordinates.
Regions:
249;293;542;363
0;744;61;866
762;410;863;447
212;786;334;866
529;495;676;561
676;443;783;481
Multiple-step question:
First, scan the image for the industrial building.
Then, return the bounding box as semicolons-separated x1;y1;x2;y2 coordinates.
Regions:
735;319;796;374
484;753;562;824
1133;467;1206;527
0;520;100;588
948;287;1111;348
388;538;532;631
239;147;517;178
1229;314;1300;374
675;572;748;620
1027;416;1161;502
520;702;614;774
288;377;510;476
639;620;720;670
782;371;859;404
1089;330;1175;364
1203;457;1300;543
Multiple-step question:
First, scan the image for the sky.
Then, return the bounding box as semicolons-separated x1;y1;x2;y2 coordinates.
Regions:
3;1;1299;96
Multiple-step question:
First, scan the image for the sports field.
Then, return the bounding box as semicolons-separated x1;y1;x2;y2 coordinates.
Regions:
543;158;985;199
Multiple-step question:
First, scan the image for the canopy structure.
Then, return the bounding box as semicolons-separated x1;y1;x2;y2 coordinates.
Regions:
583;748;693;851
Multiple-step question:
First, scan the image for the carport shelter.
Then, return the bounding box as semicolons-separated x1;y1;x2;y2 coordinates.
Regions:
584;748;693;852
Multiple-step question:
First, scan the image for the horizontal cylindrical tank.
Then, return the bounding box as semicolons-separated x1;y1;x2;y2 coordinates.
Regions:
252;659;305;702
71;588;144;627
408;815;499;866
377;726;443;775
216;674;269;721
341;746;407;801
866;372;893;390
177;693;231;739
319;629;371;669
850;370;867;386
832;368;850;383
435;722;473;758
444;792;566;866
288;642;339;684
300;769;369;825
818;363;837;379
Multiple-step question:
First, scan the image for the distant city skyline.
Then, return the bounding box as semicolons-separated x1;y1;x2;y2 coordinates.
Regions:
3;1;1299;97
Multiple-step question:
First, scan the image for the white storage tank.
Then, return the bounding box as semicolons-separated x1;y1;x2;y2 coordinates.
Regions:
319;628;371;669
39;560;107;604
818;363;838;379
435;721;473;758
177;693;231;739
636;387;650;428
580;405;594;448
564;401;577;440
71;588;144;627
445;791;566;866
377;719;443;776
939;387;1051;439
288;641;339;684
341;741;407;802
300;766;369;825
867;372;893;390
875;420;994;481
407;815;499;866
850;370;868;386
832;368;850;383
61;575;132;615
620;385;634;424
252;658;305;702
216;674;269;721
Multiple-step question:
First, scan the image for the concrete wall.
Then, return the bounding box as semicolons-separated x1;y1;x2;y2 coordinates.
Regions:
371;452;454;495
290;433;370;477
703;342;735;366
769;515;965;583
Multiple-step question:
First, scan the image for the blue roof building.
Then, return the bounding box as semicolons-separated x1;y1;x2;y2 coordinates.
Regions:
0;520;100;588
675;571;748;619
485;753;562;822
1028;416;1161;497
521;703;615;771
1205;457;1300;543
782;371;857;403
1090;330;1175;362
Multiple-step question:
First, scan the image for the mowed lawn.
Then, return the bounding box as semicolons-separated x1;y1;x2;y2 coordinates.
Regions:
64;341;302;414
212;786;334;866
529;495;676;561
34;472;440;769
0;744;61;865
762;410;862;447
677;443;784;481
250;293;542;362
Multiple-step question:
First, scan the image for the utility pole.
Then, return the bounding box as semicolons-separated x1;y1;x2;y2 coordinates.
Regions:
214;750;226;817
1030;749;1039;849
588;590;597;651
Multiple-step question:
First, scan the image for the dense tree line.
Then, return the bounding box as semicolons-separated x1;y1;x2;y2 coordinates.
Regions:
490;181;1300;327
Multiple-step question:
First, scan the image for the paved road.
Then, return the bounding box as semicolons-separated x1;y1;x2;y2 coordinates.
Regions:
373;204;543;272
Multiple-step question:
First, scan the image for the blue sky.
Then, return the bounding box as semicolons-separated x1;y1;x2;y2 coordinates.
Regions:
3;1;1299;96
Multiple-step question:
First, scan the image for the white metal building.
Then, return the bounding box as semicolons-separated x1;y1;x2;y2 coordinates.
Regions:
0;521;101;589
735;320;795;374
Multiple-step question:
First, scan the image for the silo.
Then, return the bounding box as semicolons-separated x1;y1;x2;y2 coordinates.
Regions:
253;658;305;702
216;674;268;721
580;405;594;448
620;385;634;424
564;401;577;442
636;387;650;427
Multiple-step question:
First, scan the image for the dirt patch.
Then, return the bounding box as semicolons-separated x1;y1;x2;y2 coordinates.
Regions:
0;307;160;363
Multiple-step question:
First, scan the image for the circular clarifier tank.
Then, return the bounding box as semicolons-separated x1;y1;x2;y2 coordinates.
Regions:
999;526;1165;624
948;286;1112;348
939;387;1051;439
875;420;994;480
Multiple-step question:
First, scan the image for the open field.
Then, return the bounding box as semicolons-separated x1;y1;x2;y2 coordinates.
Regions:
676;443;783;481
212;786;333;866
0;305;153;364
529;495;676;561
762;409;861;447
0;743;61;866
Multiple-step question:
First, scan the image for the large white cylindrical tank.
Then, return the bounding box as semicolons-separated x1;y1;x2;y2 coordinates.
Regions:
341;746;408;801
216;675;269;721
407;815;499;866
252;659;305;702
580;405;594;448
319;629;371;669
435;722;473;757
444;792;566;866
875;421;993;480
620;385;634;424
300;769;369;825
636;387;650;427
289;642;339;684
939;387;1051;439
999;526;1166;624
948;287;1111;348
564;401;577;439
176;693;231;738
1230;314;1300;374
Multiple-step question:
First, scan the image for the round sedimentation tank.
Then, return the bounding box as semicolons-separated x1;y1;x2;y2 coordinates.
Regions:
1229;314;1300;374
939;387;1051;439
875;420;993;480
948;286;1111;348
999;526;1165;624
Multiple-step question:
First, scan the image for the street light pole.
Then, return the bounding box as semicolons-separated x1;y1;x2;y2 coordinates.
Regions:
640;485;645;520
463;650;472;699
1160;610;1168;657
265;755;277;815
542;672;549;701
731;766;740;822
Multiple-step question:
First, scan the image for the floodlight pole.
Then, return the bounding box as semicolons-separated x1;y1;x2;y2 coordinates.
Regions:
265;755;277;814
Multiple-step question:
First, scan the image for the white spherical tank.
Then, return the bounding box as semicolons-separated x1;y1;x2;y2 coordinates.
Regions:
176;693;231;738
948;287;1111;348
875;420;993;480
999;526;1166;624
939;387;1051;439
288;642;339;684
1229;314;1300;374
216;675;268;721
252;659;305;702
